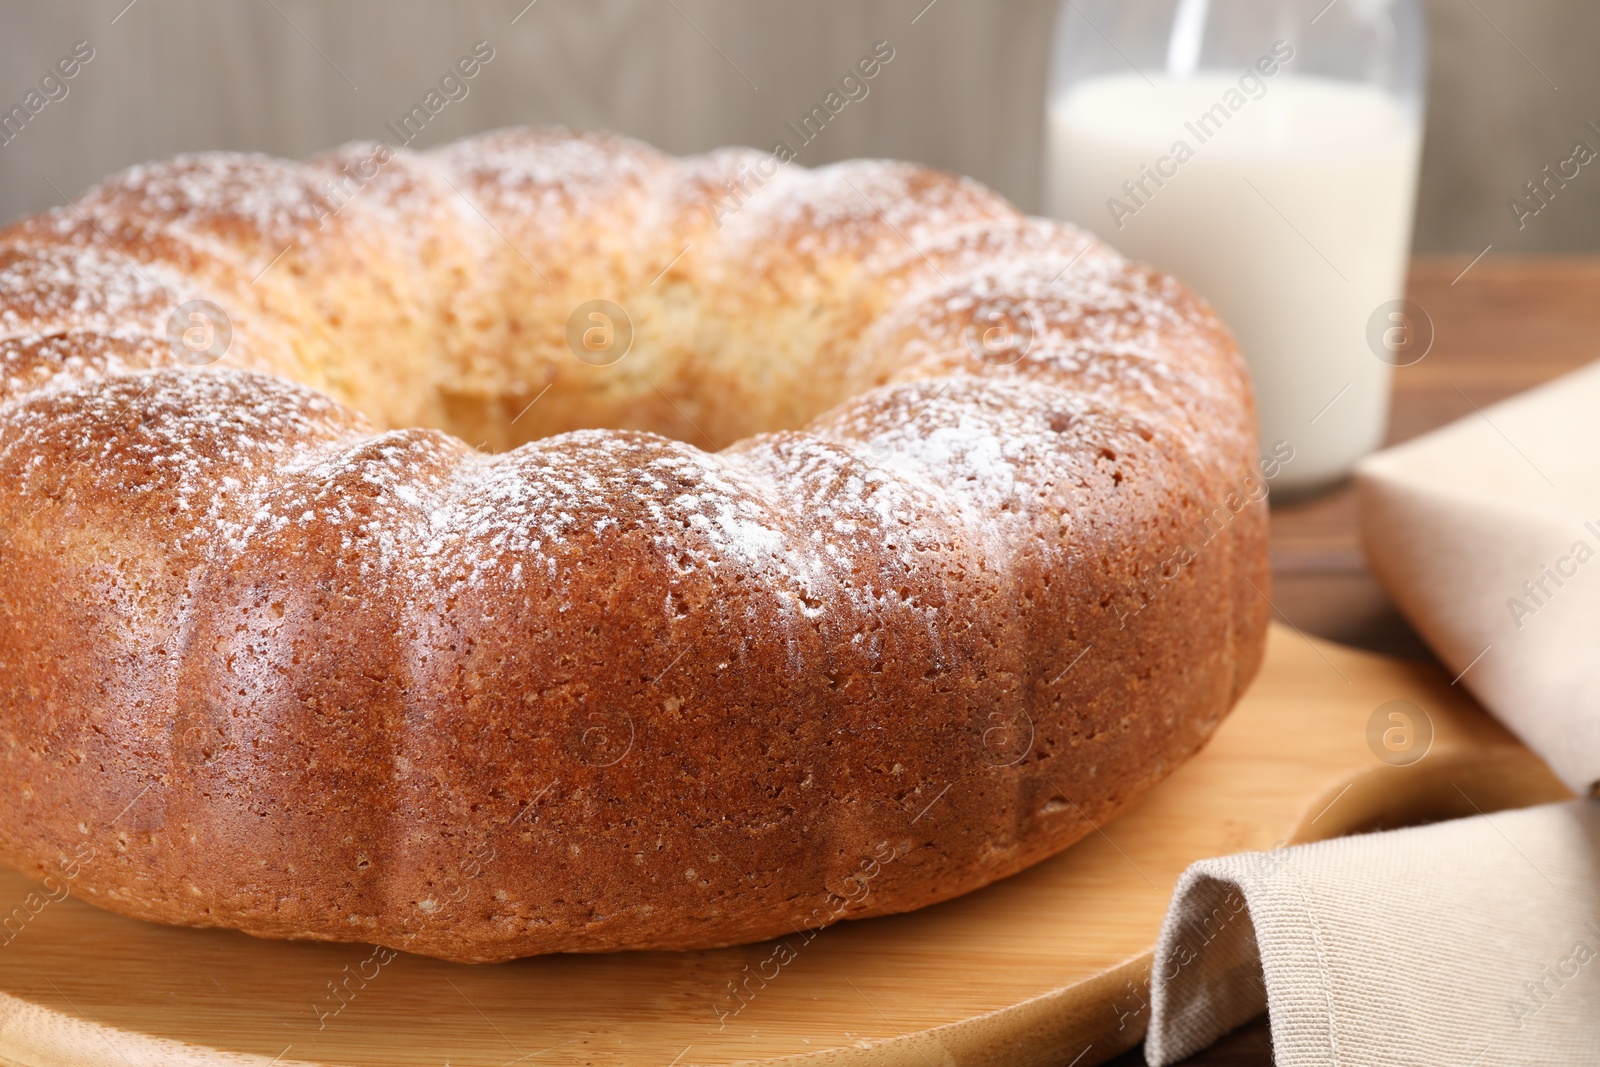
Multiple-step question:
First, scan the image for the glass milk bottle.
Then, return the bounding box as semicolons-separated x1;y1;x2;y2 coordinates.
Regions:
1045;0;1426;496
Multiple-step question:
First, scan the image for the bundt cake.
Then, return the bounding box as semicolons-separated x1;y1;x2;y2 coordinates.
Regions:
0;128;1268;963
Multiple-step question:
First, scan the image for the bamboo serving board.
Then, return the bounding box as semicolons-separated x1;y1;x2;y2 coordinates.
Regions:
0;625;1569;1067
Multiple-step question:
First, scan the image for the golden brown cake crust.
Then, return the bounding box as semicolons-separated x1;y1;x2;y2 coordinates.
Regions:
0;128;1268;962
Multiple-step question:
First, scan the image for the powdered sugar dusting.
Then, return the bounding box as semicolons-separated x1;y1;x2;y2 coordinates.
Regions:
81;153;335;248
0;127;1252;644
717;158;1016;273
428;127;668;232
0;245;186;344
0;370;360;549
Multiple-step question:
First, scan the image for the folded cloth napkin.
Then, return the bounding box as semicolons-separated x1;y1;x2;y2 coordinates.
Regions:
1145;800;1600;1066
1355;359;1600;796
1144;367;1600;1064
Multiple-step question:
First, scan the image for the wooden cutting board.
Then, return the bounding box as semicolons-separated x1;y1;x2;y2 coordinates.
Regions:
0;625;1569;1067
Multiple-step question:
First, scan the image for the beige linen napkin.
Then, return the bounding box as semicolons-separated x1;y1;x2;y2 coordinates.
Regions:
1144;800;1600;1066
1354;359;1600;795
1145;368;1600;1063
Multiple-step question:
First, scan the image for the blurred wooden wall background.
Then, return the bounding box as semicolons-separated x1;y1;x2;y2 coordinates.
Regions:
0;0;1595;254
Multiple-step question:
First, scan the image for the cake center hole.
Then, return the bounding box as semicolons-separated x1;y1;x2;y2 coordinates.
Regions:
337;296;889;454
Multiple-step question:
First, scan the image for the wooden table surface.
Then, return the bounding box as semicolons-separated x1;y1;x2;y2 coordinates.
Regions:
1105;255;1600;1067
